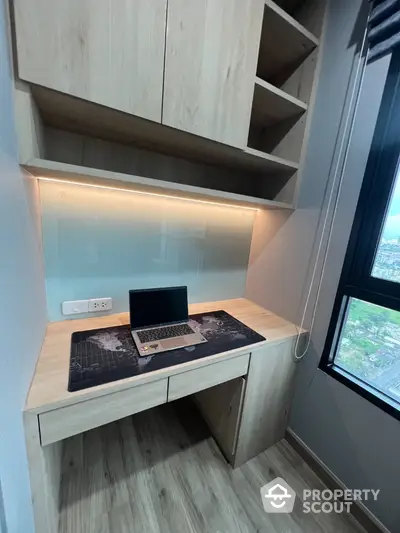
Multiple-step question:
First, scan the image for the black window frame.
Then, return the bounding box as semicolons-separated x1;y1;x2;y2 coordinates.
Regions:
320;50;400;421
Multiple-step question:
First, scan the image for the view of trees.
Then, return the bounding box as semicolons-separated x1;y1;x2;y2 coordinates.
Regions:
336;299;400;399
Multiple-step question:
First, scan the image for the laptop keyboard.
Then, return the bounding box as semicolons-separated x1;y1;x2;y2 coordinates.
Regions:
137;323;195;344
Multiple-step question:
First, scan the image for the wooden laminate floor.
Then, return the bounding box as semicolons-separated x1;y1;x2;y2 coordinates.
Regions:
59;400;366;533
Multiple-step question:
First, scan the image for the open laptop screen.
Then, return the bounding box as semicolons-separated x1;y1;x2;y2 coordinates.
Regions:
129;286;189;329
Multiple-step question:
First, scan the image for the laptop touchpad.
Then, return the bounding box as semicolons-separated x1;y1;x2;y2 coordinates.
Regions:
160;338;189;350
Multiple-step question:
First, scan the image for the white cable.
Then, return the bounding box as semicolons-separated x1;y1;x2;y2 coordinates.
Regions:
293;25;370;361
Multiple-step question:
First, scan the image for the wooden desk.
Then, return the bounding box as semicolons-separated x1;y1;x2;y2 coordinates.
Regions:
24;298;304;533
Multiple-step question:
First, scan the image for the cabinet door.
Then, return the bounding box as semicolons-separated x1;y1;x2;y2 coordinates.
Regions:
163;0;264;148
234;339;300;467
195;377;246;463
13;0;167;122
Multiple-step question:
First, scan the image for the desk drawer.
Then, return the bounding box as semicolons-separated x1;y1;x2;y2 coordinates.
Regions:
168;353;250;402
39;378;168;445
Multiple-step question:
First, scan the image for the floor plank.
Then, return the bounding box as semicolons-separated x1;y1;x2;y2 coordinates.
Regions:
59;400;367;533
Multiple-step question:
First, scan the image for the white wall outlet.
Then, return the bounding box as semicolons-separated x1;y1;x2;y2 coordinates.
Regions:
88;297;113;313
62;299;89;316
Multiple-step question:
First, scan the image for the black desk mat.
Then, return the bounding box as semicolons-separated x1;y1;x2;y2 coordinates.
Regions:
69;310;266;392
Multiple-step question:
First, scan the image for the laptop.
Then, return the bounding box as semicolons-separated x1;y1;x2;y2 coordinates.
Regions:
130;286;207;356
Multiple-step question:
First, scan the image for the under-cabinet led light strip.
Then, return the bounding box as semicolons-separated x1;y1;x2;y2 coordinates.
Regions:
37;176;259;212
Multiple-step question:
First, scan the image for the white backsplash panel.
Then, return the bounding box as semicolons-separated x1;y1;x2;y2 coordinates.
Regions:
39;181;256;321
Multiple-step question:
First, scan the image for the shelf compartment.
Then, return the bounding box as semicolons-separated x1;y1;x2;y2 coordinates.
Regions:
251;77;307;128
272;0;325;37
31;85;298;179
243;146;297;169
257;0;319;93
247;77;308;165
24;158;294;211
242;147;298;172
247;112;307;166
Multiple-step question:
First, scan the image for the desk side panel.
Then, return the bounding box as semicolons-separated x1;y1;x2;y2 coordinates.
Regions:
234;337;304;467
24;412;62;533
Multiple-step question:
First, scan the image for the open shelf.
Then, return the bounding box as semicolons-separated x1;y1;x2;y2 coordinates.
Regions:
31;85;298;179
24;158;294;211
247;80;307;165
245;0;324;183
247;112;307;165
243;147;297;170
272;0;325;37
242;146;298;171
257;0;319;93
250;77;307;128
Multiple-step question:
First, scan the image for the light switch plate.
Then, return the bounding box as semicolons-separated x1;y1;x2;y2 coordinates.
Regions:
62;299;89;316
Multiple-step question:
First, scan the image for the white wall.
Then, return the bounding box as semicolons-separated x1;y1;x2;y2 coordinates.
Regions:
247;0;400;531
39;180;255;322
0;0;47;531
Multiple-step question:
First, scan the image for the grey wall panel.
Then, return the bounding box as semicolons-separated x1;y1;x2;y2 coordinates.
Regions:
246;0;400;530
290;51;395;533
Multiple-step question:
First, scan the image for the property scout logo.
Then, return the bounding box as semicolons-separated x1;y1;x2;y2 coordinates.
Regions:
260;478;380;514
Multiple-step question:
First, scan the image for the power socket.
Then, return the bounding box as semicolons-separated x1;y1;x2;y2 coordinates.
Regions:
88;297;113;313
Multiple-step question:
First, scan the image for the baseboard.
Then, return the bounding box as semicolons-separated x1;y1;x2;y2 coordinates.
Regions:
286;429;391;533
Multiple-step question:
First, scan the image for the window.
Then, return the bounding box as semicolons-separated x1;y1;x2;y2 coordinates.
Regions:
320;52;400;420
371;169;400;283
335;299;400;403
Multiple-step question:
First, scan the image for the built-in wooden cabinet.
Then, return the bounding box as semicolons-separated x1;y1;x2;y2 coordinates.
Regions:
11;0;326;209
13;0;167;122
245;0;324;202
13;0;263;149
193;335;302;468
163;0;264;148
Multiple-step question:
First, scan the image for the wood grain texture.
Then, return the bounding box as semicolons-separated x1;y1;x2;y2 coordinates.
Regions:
274;11;326;206
25;157;294;211
24;299;301;414
24;412;62;533
13;83;45;163
294;0;325;39
163;0;264;148
253;111;308;164
276;0;326;38
39;379;168;446
258;50;319;169
41;126;295;207
251;77;307;129
30;84;299;180
195;377;246;462
275;48;319;105
45;440;63;531
249;3;326;205
13;0;167;122
58;401;367;533
168;354;249;401
257;0;318;83
234;337;302;467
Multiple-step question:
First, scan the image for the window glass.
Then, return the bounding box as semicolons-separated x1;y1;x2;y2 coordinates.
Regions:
372;168;400;282
335;298;400;402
